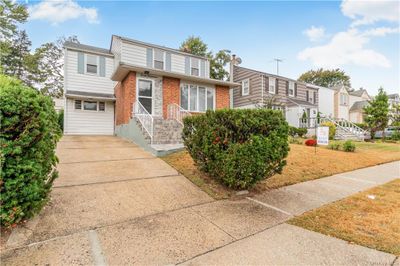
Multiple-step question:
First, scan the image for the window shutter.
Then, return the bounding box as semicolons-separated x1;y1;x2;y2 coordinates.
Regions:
99;56;106;77
165;52;171;71
77;52;84;74
286;81;289;95
146;48;153;68
185;56;190;75
275;78;279;94
294;83;298;97
200;60;206;77
314;91;317;104
306;91;309;101
266;76;269;93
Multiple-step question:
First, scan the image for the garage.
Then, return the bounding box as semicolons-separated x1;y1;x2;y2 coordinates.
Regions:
64;93;115;135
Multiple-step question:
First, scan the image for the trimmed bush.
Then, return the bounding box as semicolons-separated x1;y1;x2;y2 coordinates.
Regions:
343;140;356;152
288;126;297;137
297;127;308;138
182;109;289;189
0;75;62;226
58;109;64;132
320;121;336;140
305;139;317;146
328;142;340;150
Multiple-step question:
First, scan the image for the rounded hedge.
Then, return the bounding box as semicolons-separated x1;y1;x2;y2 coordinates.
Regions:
182;109;289;189
0;75;62;226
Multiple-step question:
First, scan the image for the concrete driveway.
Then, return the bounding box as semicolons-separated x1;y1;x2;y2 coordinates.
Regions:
1;136;398;265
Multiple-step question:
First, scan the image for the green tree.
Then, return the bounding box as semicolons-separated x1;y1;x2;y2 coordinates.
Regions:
298;68;351;88
0;0;28;40
363;88;390;139
180;36;231;80
34;36;79;96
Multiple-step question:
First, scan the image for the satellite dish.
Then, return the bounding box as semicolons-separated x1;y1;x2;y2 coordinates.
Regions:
236;57;242;65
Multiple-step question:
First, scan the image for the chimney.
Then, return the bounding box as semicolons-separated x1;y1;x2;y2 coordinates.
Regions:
230;54;236;83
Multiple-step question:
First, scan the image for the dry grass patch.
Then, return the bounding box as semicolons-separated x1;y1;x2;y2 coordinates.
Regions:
162;142;399;199
288;179;400;256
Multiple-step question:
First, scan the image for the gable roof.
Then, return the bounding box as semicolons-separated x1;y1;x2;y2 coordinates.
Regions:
64;41;113;57
350;100;369;111
348;89;366;97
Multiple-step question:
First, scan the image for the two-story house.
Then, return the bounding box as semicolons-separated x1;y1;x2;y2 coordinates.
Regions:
63;36;236;153
231;64;319;128
332;85;371;123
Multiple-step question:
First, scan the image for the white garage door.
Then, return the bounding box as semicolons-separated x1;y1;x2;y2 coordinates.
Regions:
64;98;114;135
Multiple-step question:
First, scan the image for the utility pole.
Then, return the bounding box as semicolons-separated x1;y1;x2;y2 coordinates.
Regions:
273;58;283;75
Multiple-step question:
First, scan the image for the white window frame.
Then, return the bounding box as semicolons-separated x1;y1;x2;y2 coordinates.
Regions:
180;83;215;112
136;77;154;114
340;93;348;106
153;49;165;70
85;54;99;76
269;77;276;94
242;79;250;96
74;99;106;112
190;58;200;76
288;81;295;97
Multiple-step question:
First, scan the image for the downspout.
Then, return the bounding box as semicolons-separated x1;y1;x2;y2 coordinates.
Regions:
229;55;236;109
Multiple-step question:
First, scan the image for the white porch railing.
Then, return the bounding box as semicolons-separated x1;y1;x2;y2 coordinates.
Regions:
299;116;367;140
133;101;154;142
167;103;191;125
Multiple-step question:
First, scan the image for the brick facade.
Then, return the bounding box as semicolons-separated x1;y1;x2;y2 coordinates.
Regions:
115;71;136;125
216;85;230;109
162;77;180;118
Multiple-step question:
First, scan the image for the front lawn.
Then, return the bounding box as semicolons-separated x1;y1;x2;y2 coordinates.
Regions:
161;141;400;198
288;179;400;256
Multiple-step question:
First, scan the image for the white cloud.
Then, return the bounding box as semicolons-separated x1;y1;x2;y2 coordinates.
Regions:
341;0;400;26
298;29;391;68
28;0;99;25
362;26;400;37
303;26;326;42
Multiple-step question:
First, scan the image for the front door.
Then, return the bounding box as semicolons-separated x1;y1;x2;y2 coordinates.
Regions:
138;79;153;114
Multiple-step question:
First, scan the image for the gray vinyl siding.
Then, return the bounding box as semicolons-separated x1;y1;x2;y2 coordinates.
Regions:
232;66;318;108
111;36;122;71
232;66;263;107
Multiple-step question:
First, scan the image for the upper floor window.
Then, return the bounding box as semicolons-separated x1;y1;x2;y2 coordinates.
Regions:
180;84;215;112
307;90;314;103
340;93;348;106
269;77;276;94
242;79;250;96
86;55;98;74
154;49;164;70
191;58;199;76
288;81;295;97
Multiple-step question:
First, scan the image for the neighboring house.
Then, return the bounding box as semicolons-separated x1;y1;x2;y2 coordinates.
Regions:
63;36;236;153
332;85;371;123
308;84;335;118
388;93;400;125
231;65;319;127
53;97;65;113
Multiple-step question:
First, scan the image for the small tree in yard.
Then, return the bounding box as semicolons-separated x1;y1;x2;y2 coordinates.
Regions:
364;88;389;140
182;109;289;189
0;75;62;226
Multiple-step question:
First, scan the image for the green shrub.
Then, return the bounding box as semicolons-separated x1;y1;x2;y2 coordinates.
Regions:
182;109;289;189
288;126;297;137
390;130;400;141
297;127;308;138
320;121;336;140
58;109;64;132
343;140;356;152
328;142;340;150
354;122;367;130
0;75;62;227
289;136;303;145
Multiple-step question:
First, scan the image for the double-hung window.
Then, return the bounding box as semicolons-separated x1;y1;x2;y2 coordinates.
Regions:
242;79;250;96
269;77;276;94
86;55;98;74
340;93;348;105
154;49;164;70
180;84;215;112
191;58;199;76
288;81;295;97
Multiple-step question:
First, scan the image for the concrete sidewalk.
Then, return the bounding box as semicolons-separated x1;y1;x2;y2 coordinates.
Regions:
1;136;398;265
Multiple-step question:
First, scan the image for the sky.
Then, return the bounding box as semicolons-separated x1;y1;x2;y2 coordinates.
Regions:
21;0;400;95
